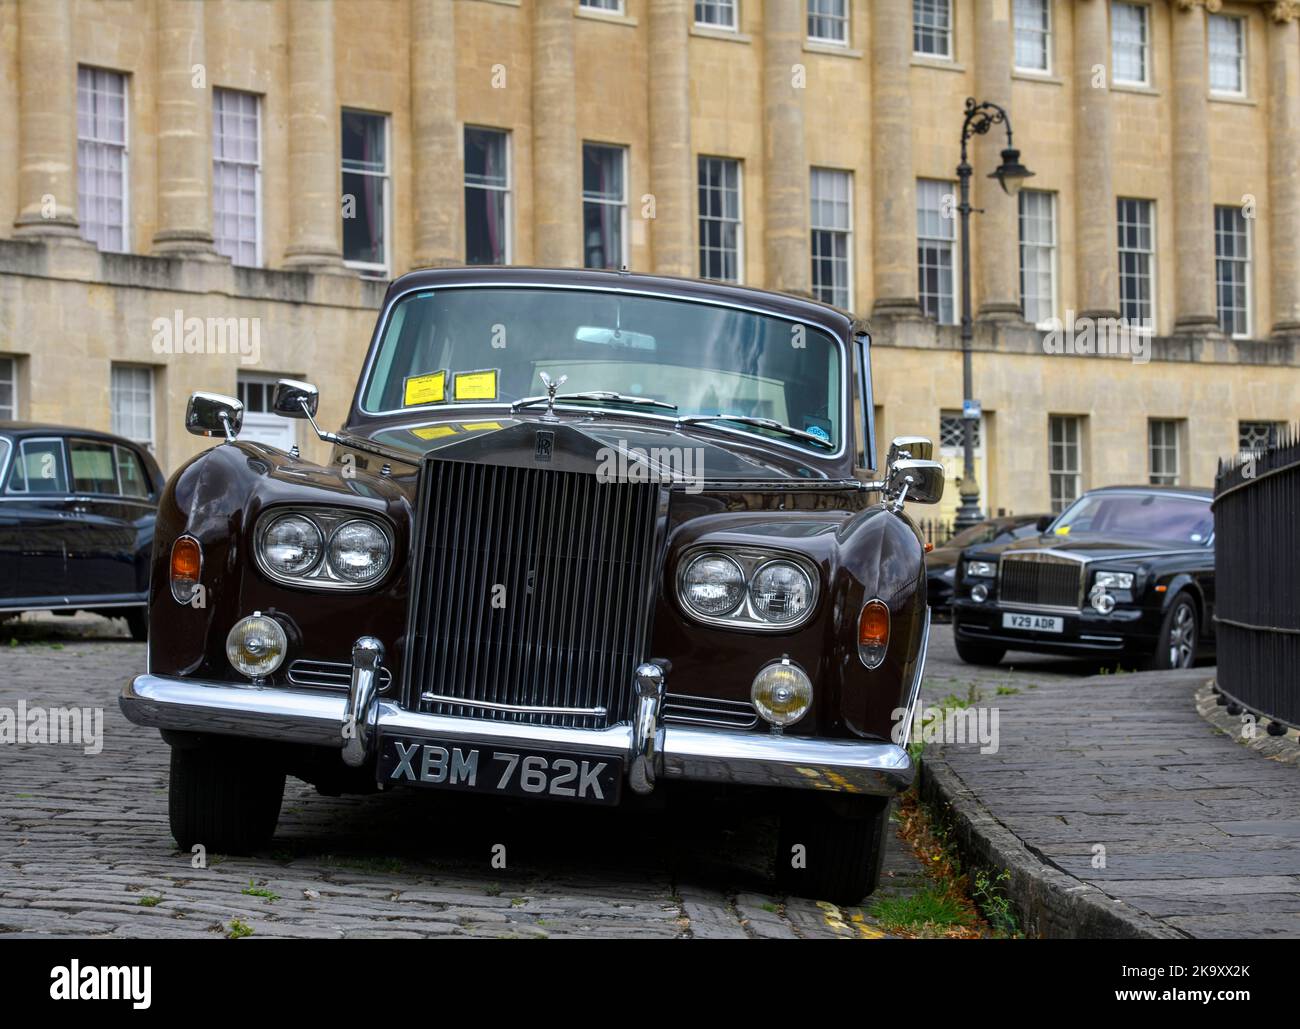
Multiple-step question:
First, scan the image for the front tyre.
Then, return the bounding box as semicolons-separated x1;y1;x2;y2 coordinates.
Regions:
955;638;1006;666
1152;594;1198;670
776;795;890;905
168;744;285;854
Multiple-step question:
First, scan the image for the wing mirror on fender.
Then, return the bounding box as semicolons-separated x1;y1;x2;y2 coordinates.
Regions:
185;392;243;442
886;458;945;509
271;379;320;419
886;435;934;465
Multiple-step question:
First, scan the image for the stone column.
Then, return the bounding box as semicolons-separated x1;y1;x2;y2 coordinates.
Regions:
974;0;1021;319
762;0;808;293
13;0;78;237
153;0;214;254
1073;0;1118;318
1170;1;1218;333
1268;2;1300;336
411;0;462;268
648;0;693;277
532;0;580;267
870;0;920;314
283;0;343;268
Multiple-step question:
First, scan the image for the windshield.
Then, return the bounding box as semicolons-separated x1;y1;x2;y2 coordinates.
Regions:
360;287;844;453
1052;492;1213;545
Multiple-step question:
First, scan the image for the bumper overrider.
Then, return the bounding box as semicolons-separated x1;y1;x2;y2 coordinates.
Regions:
120;634;924;798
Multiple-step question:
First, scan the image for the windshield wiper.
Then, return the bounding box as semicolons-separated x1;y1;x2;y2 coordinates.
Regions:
676;414;835;450
512;391;677;412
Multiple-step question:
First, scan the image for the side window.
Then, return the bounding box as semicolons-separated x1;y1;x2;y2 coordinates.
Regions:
114;445;150;498
7;439;69;494
68;439;119;494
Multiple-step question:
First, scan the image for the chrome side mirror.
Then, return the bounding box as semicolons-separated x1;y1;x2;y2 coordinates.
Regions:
887;458;945;508
185;392;243;442
272;379;319;419
886;435;934;465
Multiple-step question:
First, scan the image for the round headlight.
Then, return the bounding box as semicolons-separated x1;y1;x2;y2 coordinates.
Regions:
680;553;745;617
751;658;813;728
226;612;287;679
327;520;391;584
261;514;322;576
749;561;814;624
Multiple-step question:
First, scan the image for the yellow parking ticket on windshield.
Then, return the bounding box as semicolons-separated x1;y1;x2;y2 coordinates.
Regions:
453;369;498;401
404;370;447;406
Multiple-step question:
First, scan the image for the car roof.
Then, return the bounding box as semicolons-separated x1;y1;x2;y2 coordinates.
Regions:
1085;484;1213;500
0;421;149;449
385;266;859;335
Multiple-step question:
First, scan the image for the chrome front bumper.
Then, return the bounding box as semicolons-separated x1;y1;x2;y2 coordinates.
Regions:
121;680;914;798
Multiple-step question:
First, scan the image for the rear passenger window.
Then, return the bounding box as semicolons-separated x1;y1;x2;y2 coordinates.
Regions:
6;439;68;494
68;439;119;494
114;445;150;498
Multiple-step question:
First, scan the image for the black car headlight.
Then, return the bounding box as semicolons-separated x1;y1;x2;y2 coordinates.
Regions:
677;548;818;630
1093;570;1135;591
255;507;393;589
965;560;996;579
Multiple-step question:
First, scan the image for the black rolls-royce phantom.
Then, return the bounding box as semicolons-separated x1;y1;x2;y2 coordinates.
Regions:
0;423;164;639
951;485;1215;669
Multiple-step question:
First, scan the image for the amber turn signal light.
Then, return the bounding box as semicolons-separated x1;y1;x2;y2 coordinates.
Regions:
857;599;890;669
171;535;203;605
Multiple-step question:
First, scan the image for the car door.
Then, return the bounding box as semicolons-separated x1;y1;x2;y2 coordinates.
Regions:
112;443;157;597
64;437;143;601
1;436;71;606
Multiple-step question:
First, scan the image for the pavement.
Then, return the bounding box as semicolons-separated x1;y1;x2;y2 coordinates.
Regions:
0;613;928;939
920;629;1300;939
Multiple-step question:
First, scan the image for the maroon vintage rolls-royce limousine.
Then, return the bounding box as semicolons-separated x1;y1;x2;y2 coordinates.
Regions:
120;267;944;903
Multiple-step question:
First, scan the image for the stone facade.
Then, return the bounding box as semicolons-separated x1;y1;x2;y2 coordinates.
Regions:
0;0;1297;519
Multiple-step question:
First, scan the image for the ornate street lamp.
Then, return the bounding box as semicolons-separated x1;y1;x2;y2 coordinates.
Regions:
953;98;1034;530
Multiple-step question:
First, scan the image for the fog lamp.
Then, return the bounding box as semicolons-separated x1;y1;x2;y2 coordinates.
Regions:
751;658;813;728
1090;587;1116;615
226;611;287;680
971;583;989;603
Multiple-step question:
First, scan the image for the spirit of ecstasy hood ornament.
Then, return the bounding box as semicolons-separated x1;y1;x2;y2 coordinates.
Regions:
538;371;568;421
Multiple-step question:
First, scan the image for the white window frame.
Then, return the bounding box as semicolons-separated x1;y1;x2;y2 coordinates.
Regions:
110;364;155;449
1019;189;1057;329
341;108;391;277
1148;419;1182;486
1117;197;1156;332
695;0;738;31
582;142;629;270
1208;13;1247;98
77;65;130;253
808;0;849;47
464;126;513;266
1111;2;1150;87
698;156;744;284
810;167;853;309
579;0;624;12
1013;0;1052;74
212;88;263;268
1048;414;1083;514
0;356;16;420
917;178;958;325
913;0;953;59
1214;204;1252;339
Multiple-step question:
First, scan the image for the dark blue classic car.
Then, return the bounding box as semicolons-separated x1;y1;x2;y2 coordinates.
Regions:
0;423;164;639
951;485;1215;669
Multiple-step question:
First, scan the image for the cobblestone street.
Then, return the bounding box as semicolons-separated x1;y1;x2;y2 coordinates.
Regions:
0;616;940;940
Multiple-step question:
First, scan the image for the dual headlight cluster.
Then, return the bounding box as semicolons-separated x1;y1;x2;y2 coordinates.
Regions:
255;507;393;589
677;549;818;630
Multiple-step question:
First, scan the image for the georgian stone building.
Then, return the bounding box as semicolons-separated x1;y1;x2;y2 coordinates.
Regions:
0;0;1297;521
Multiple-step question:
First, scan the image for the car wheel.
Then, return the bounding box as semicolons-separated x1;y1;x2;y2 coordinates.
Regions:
168;744;285;854
1153;594;1198;670
124;608;148;642
775;795;890;905
955;639;1006;666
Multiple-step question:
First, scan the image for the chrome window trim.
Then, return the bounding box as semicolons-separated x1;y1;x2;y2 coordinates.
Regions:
252;505;395;592
675;544;820;632
3;436;70;496
353;281;852;462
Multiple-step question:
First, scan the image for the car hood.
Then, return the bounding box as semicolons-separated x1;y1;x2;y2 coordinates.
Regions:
347;411;848;483
970;532;1211;562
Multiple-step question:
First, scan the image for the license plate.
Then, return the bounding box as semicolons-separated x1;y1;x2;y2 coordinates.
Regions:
1002;612;1064;633
378;735;623;806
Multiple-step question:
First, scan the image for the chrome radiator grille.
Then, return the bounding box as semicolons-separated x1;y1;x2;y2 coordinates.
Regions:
998;556;1083;609
404;460;661;728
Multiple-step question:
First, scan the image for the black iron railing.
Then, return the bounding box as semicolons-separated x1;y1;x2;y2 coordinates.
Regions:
1213;426;1300;730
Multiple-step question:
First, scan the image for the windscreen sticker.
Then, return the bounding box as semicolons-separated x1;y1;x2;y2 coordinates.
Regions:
453;369;499;401
1054;525;1071;535
404;370;447;407
460;421;503;432
411;425;457;440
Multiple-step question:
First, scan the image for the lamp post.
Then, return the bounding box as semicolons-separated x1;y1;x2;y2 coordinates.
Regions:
953;97;1034;530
